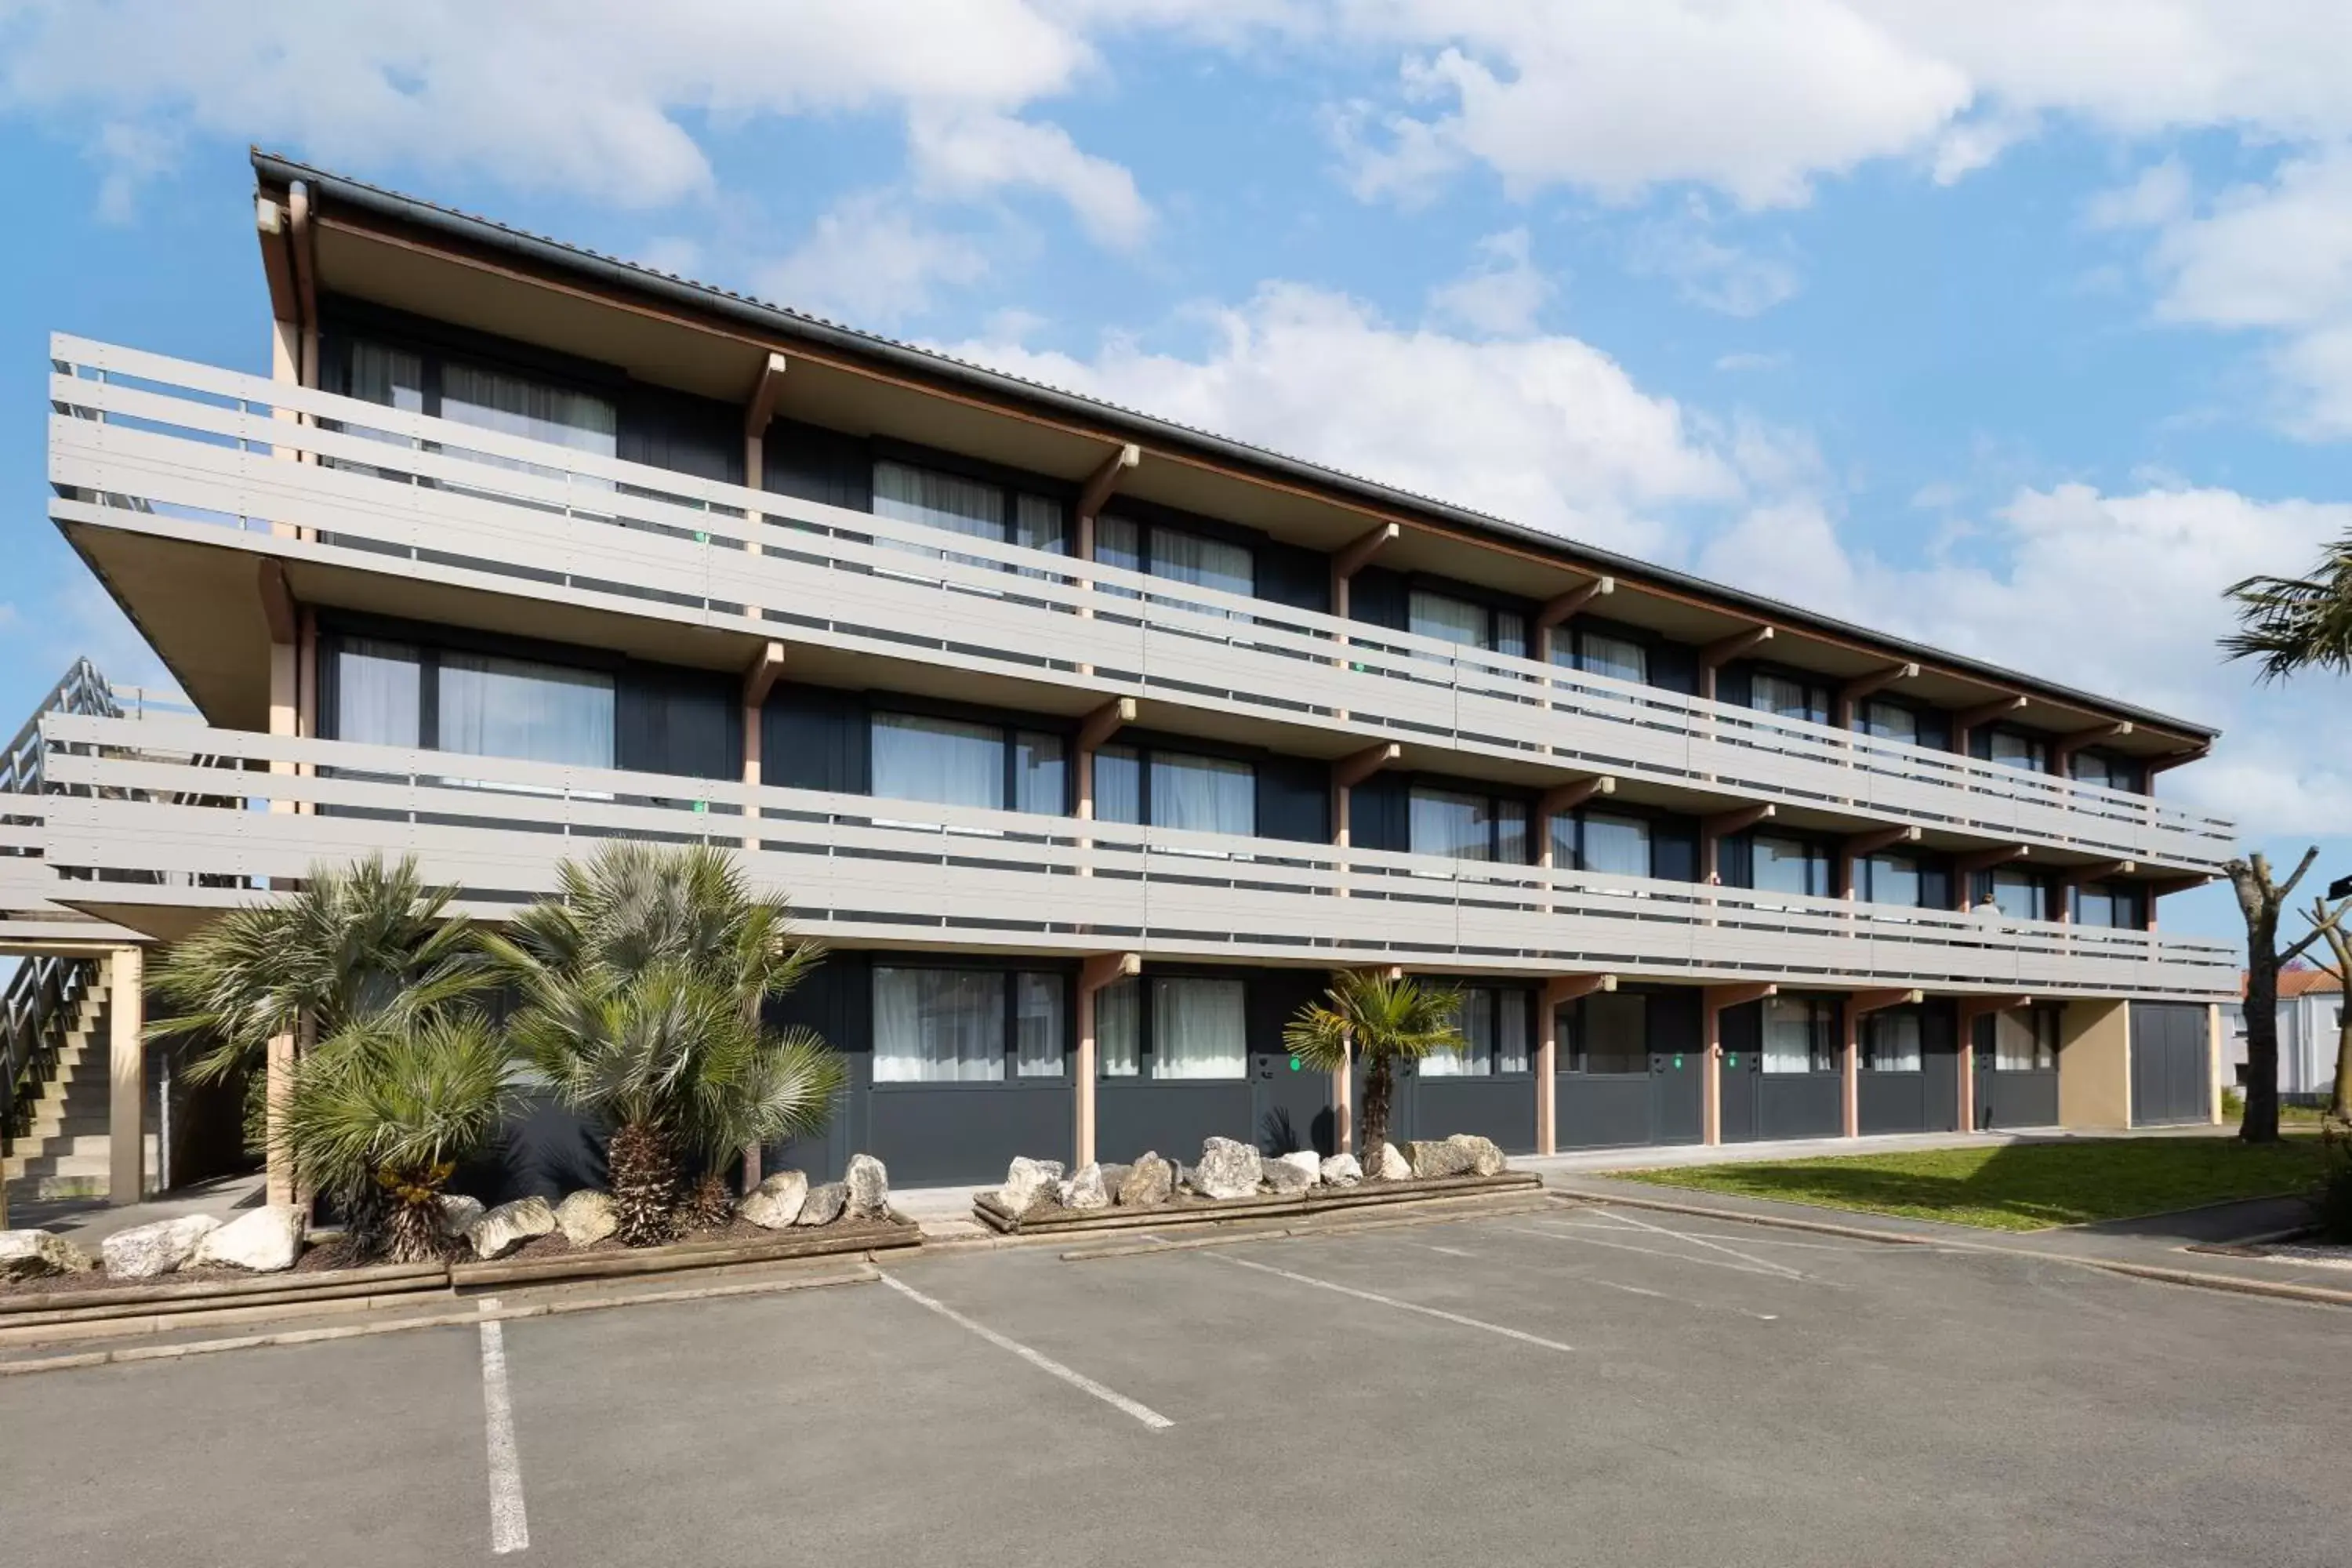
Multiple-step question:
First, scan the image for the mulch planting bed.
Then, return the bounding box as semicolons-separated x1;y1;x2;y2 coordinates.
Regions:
975;1171;1542;1235
450;1214;920;1289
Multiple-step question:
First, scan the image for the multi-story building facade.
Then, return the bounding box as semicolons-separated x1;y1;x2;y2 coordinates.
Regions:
9;154;2237;1200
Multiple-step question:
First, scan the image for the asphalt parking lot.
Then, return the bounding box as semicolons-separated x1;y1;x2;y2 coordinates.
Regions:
5;1199;2345;1568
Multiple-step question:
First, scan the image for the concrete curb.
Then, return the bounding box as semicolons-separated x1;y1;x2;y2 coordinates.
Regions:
0;1265;879;1378
1546;1186;2352;1311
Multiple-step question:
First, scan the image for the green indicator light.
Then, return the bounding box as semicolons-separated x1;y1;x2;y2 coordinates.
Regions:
692;800;708;815
1672;1054;1683;1069
1726;1054;1738;1068
1289;1055;1301;1072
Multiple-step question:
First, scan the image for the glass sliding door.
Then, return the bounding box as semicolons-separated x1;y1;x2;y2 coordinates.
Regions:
437;652;615;768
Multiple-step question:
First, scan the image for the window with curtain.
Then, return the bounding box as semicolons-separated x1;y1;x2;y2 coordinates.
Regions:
1423;987;1531;1078
1013;731;1066;815
1149;753;1254;836
440;360;619;466
1751;835;1829;898
1860;1009;1922;1072
1098;978;1141;1077
1566;992;1648;1074
2070;751;2140;793
873;967;1007;1083
873;460;1004;541
1858;699;1921;746
1093;746;1142;825
1014;973;1065;1078
1987;868;2042;921
1412;786;1525;862
873;713;1005;810
335;638;423;746
1574;631;1649;685
1752;672;1828;724
1863;853;1922;908
1762;997;1835;1073
1096;513;1254;606
1410;590;1487;648
1012;492;1068;557
1984;728;2048;772
2073;884;2127;928
1991;1008;2057;1071
1152;978;1247;1079
437;652;615;767
1578;813;1652;877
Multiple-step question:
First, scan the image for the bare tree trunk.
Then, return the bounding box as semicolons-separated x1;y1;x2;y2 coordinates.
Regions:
2331;1011;2352;1127
2227;850;2321;1145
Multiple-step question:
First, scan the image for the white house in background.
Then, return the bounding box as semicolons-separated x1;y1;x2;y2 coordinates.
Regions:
2222;970;2345;1102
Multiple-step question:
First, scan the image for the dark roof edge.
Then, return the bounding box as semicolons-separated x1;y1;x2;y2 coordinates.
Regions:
250;151;2220;744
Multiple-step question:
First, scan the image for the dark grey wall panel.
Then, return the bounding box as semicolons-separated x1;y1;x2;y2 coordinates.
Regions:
617;663;740;782
621;384;744;485
1256;754;1330;845
1652;817;1701;884
1257;541;1332;615
1977;1069;2057;1131
1097;1081;1254;1167
1247;969;1335;1155
1348;565;1410;631
869;1084;1073;1187
762;417;873;513
1414;1077;1537;1155
1558;1075;1652;1149
1758;1075;1842;1140
1857;1074;1927;1135
1349;773;1410;854
1719;1002;1762;1142
762;683;870;795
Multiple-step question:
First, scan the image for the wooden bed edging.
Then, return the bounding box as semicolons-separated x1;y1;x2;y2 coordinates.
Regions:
972;1171;1542;1235
447;1218;922;1290
0;1261;449;1326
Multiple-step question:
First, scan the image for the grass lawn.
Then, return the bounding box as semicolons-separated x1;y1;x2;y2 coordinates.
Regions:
1617;1136;2326;1231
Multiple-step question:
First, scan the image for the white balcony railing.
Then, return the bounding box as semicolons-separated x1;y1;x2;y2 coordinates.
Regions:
46;334;2237;873
33;717;2237;1000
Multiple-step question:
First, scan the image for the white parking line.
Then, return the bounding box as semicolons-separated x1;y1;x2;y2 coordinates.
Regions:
1514;1221;1799;1279
1579;1276;1780;1323
1205;1250;1574;1354
878;1272;1173;1431
1427;1245;1478;1258
1592;1207;1806;1279
478;1319;530;1555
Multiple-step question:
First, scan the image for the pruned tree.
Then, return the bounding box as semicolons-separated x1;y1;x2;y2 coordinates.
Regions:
2225;849;2344;1143
2298;895;2352;1131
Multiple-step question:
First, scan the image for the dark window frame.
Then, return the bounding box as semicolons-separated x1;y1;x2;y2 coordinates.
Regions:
1094;971;1252;1083
1406;776;1536;864
868;706;1071;817
1559;989;1650;1076
1091;740;1258;835
866;958;1076;1091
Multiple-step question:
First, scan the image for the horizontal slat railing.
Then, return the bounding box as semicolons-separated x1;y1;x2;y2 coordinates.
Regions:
38;717;2236;1000
47;335;2236;873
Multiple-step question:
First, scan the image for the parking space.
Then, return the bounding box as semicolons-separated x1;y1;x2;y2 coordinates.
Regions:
5;1200;2347;1566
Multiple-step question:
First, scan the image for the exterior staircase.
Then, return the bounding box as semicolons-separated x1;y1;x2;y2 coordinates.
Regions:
2;967;152;1201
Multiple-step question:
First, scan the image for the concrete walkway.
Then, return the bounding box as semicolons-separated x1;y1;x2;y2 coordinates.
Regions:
3;1172;267;1248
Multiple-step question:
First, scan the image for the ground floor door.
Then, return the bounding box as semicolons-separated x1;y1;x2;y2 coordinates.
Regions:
1973;1007;2060;1131
1555;1052;1704;1149
2132;1002;2212;1127
1856;1004;1960;1135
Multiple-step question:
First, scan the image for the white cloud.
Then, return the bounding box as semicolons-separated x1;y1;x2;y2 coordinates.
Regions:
2085;158;2194;232
758;193;988;324
1698;481;2352;834
1715;350;1791;373
1427;227;1553;335
945;281;1741;557
907;110;1152;249
1628;199;1802;317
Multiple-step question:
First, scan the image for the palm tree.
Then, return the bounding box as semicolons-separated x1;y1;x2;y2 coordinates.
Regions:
147;854;495;1251
1283;970;1467;1167
276;1014;513;1262
484;843;843;1246
2223;530;2352;679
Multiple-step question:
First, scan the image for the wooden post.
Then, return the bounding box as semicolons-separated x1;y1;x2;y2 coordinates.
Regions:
1076;953;1140;1167
1845;988;1922;1138
1540;974;1615;1155
1702;982;1777;1145
108;946;146;1205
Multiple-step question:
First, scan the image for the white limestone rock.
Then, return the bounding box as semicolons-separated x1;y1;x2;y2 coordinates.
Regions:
1062;1162;1111;1210
739;1170;809;1230
1276;1150;1323;1187
1260;1154;1314;1196
1194;1136;1264;1200
554;1189;619;1247
191;1205;307;1273
1447;1133;1508;1177
1098;1163;1133;1201
1370;1143;1410;1182
844;1153;891;1221
793;1181;849;1227
466;1197;557;1261
996;1156;1065;1218
0;1229;96;1281
1319;1153;1363;1188
100;1214;221;1280
440;1195;485;1236
1406;1139;1477;1179
1116;1153;1174;1208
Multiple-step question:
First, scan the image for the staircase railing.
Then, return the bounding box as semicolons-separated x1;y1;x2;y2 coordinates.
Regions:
3;657;131;1150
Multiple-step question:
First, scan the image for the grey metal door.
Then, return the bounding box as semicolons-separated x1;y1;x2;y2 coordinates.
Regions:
1652;1047;1704;1144
2132;1003;2210;1126
1253;1047;1336;1157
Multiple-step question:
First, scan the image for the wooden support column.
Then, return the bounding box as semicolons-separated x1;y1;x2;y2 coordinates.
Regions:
2049;720;2130;778
1534;576;1614;670
1838;824;1920;899
742;353;789;623
1330;742;1400;851
1702;982;1777;1145
1539;973;1616;1155
1700;803;1774;884
1951;694;2027;758
1835;662;1918;732
1329;523;1399;720
2047;858;2134;924
1955;994;2031;1133
1697;624;1773;703
263;561;300;1206
1953;843;2030;911
740;642;786;854
1075;952;1141;1167
1073;445;1138;674
1844;988;1922;1138
1074;696;1137;823
107;946;146;1206
1536;776;1615;868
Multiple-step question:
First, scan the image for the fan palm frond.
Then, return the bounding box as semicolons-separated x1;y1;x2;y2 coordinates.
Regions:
2223;532;2352;681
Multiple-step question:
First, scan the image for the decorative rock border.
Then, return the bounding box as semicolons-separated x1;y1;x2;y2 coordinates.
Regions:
448;1214;920;1289
974;1172;1541;1235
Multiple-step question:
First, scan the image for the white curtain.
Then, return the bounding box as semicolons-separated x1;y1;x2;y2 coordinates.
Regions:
1577;633;1648;684
1097;978;1141;1076
873;460;1004;541
1012;731;1065;815
1987;730;2045;771
1091;746;1142;824
1866;854;1922;907
437;652;613;767
1993;1010;2054;1071
873;967;1005;1083
1152;528;1252;600
1753;673;1824;724
1410;590;1486;648
1493;610;1528;659
1425;989;1485;1077
1411;787;1491;860
1497;992;1530;1074
1153;978;1246;1080
1753;835;1824;897
1762;998;1828;1074
1151;753;1253;835
1581;813;1651;876
1990;869;2042;920
1014;973;1064;1078
441;361;617;478
1863;1011;1922;1072
1860;700;1920;746
1012;493;1066;556
872;713;1004;810
336;639;422;746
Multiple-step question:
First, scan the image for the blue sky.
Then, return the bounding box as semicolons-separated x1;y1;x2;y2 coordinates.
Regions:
2;2;2349;945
